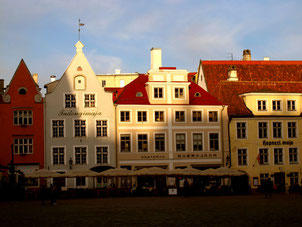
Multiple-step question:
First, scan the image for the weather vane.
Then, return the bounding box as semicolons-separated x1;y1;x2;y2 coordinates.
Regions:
78;18;85;41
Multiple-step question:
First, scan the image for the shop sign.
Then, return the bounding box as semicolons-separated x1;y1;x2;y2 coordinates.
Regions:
262;140;293;146
58;110;102;117
177;153;217;159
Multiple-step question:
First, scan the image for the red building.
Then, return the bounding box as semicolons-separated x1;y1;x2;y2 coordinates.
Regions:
0;59;44;184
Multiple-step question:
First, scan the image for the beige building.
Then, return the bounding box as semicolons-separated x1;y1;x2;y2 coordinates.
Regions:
96;70;139;88
199;50;302;191
113;48;229;170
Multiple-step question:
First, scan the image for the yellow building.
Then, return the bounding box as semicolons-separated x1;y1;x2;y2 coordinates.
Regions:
198;49;302;191
96;69;139;88
113;48;229;171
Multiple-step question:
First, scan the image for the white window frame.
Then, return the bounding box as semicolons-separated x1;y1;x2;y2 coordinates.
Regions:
51;146;66;165
154;132;167;152
237;148;248;166
153;87;165;99
136;133;149;152
51;119;65;138
273;148;283;165
208;132;220;151
257;121;269;139
64;93;77;109
192;132;204;152
13;138;33;154
258;147;269;165
272;100;282;111
73;145;88;165
136;110;149;123
83;93;97;108
236;121;248;139
174;132;187;152
207;110;220;123
289;147;299;164
174;110;187;123
287;99;297;112
173;86;186;100
191;110;203;123
272;121;283;139
73;118;88;137
119;110;132;123
153;110;166;123
119;133;132;153
287;121;298;139
95;119;109;137
13;110;33;125
257;99;268;112
95;145;110;165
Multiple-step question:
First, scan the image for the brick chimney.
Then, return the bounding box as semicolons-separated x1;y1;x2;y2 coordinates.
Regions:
150;48;162;70
227;65;238;81
242;49;251;61
32;73;38;84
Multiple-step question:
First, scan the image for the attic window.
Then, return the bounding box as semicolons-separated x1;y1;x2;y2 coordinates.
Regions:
19;87;27;95
136;92;143;97
194;92;201;97
77;66;82;71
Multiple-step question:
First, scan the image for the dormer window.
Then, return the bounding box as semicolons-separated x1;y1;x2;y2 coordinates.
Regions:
194;92;201;97
154;88;163;98
258;100;267;111
18;87;27;95
272;100;281;111
287;100;296;111
175;88;184;98
136;92;143;97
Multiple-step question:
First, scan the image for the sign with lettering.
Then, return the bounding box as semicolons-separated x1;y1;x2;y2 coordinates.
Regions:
58;110;102;117
176;153;217;159
262;140;294;146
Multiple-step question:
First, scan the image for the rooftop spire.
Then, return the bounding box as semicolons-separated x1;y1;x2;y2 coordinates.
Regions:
78;18;85;41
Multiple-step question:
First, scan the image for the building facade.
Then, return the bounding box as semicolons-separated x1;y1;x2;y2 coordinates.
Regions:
0;60;44;186
114;48;229;170
198;50;302;190
44;42;116;189
96;70;139;88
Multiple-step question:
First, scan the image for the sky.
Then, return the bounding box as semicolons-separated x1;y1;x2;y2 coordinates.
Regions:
1;0;302;91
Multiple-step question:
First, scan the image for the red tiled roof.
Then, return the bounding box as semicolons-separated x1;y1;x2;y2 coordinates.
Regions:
188;72;197;82
104;87;124;102
201;60;302;116
115;74;223;106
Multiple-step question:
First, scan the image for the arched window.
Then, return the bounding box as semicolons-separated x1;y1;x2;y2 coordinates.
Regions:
194;92;201;97
19;87;27;95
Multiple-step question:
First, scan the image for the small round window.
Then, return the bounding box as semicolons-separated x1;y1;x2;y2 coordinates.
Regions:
19;88;27;95
194;92;201;97
136;92;143;97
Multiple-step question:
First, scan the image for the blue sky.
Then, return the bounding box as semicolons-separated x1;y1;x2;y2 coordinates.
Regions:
1;0;302;90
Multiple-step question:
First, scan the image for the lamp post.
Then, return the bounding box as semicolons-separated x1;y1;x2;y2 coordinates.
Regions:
69;158;73;170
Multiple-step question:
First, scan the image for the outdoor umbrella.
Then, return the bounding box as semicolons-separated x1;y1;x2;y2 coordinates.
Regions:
60;169;96;178
168;166;204;176
201;167;245;177
96;168;134;177
24;169;61;178
135;167;168;176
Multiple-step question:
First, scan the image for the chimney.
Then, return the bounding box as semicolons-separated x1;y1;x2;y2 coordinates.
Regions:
242;49;251;61
150;48;162;70
0;79;4;94
115;69;121;74
227;65;238;81
50;75;56;82
263;57;270;61
32;73;38;84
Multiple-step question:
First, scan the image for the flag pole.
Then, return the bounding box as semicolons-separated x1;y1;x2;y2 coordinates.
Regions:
78;18;81;41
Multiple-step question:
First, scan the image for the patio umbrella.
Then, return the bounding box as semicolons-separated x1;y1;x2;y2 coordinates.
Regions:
201;167;245;177
24;169;61;178
168;167;204;176
60;169;96;178
96;168;134;177
135;167;168;176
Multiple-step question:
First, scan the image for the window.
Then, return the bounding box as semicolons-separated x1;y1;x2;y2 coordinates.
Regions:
274;148;283;165
96;146;108;164
155;111;164;122
74;76;85;90
65;94;76;108
238;149;247;166
14;138;33;154
176;133;186;151
194;92;201;97
259;148;269;165
192;111;202;122
53;147;65;165
155;134;165;152
136;92;143;97
258;100;267;111
287;100;296;111
102;80;106;87
175;88;184;98
154;88;163;98
96;120;107;137
120;111;130;122
137;111;147;122
52;120;64;138
272;100;281;111
288;122;297;138
260;173;269;186
75;147;87;165
121;134;131;152
138;134;148;152
236;122;246;139
19;88;27;95
289;148;298;164
84;94;95;108
74;120;86;137
193;133;203;151
289;172;299;186
209;111;218;122
258;122;268;139
175;111;185;122
13;111;32;125
209;133;219;151
76;177;86;187
273;122;282;138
